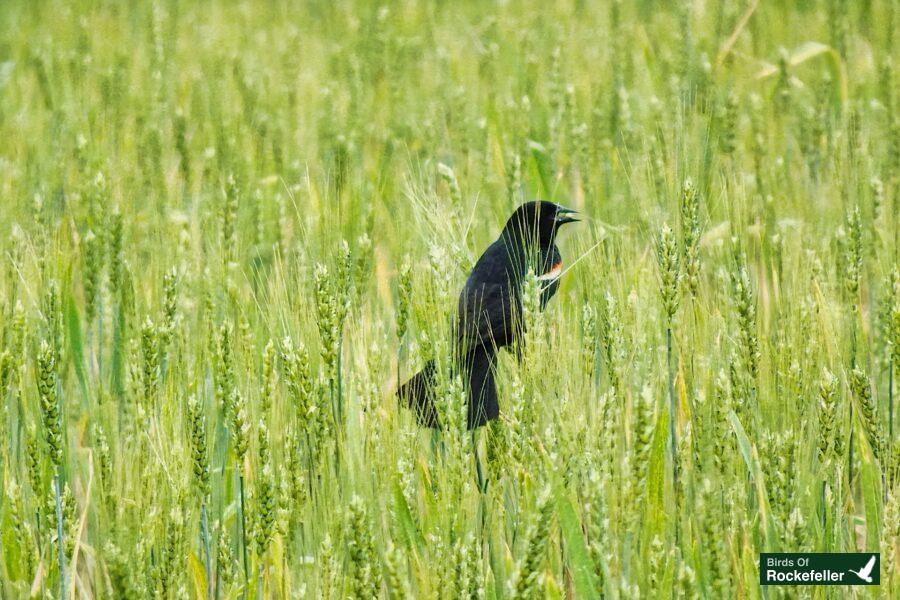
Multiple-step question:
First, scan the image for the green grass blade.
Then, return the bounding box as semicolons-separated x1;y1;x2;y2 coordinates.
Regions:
554;487;599;598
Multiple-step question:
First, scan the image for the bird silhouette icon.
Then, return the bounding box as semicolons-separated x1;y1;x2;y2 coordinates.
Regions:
848;555;876;583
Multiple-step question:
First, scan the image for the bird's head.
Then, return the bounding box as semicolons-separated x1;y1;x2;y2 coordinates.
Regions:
502;200;579;244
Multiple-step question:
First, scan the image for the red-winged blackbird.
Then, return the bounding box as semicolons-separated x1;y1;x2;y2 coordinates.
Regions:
398;201;578;429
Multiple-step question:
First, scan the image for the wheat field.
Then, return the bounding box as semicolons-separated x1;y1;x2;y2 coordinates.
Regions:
0;0;898;598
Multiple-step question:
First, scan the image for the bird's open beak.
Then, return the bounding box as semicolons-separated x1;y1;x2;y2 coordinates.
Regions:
554;206;579;225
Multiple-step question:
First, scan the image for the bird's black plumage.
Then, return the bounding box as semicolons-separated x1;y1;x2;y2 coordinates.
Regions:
398;201;577;429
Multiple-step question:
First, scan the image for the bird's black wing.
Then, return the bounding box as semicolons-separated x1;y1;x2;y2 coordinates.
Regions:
457;240;522;352
539;244;562;309
458;280;519;352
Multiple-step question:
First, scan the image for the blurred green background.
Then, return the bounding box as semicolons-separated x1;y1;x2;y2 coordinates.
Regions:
0;0;898;598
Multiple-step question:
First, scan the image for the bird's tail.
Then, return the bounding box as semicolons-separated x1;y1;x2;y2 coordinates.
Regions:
398;350;499;429
466;349;498;428
397;360;439;428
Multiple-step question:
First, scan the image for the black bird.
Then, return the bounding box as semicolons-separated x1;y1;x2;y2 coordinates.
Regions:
398;201;578;429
